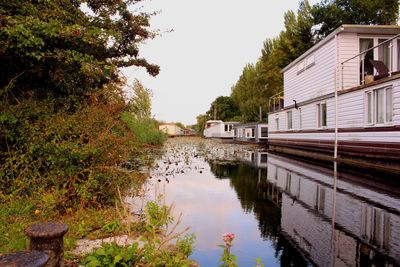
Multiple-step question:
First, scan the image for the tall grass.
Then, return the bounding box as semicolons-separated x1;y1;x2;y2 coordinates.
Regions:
121;112;167;146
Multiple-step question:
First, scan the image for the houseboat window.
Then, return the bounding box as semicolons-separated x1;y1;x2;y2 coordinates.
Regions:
275;117;279;131
261;127;268;137
287;111;292;129
377;89;385;123
366;91;373;124
299;108;302;129
360;38;374;77
224;125;228;132
297;60;305;74
317;103;327;128
365;87;393;125
251;128;255;137
386;88;393;122
306;54;315;68
228;125;233;131
378;39;390;68
397;39;400;71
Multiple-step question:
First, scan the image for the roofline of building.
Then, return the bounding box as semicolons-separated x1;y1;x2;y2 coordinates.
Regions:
281;24;400;73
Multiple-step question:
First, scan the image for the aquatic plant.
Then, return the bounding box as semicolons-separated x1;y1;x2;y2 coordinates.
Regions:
219;233;238;267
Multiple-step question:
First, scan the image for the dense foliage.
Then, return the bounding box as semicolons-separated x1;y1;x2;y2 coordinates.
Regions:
0;0;159;98
0;0;165;213
205;96;241;122
312;0;400;39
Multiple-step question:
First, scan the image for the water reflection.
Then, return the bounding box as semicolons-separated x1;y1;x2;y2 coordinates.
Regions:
145;140;400;267
264;154;400;266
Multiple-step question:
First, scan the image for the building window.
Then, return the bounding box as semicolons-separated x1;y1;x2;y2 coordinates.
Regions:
397;39;400;71
287;111;292;129
360;38;374;76
261;127;268;137
224;125;228;132
297;60;305;74
251;128;255;137
317;103;327;128
378;39;390;68
365;87;393;125
229;125;233;131
275;117;279;131
299;108;302;129
306;54;315;68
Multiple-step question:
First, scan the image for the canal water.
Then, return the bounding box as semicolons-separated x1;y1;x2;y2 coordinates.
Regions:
142;138;400;267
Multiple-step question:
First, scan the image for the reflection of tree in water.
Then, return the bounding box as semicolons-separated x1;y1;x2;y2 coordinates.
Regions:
209;162;309;266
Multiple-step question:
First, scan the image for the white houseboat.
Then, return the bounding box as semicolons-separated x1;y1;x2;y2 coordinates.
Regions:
268;25;400;174
203;120;239;138
233;122;268;143
159;123;183;137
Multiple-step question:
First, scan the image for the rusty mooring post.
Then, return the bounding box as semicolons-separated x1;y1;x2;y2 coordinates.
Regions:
0;250;49;267
25;222;68;267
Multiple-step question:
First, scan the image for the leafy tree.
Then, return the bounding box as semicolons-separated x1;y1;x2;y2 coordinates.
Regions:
175;122;185;129
196;114;209;136
312;0;400;39
126;79;152;119
206;96;241;121
0;0;159;99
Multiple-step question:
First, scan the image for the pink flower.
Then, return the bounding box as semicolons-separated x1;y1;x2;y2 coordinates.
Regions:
223;233;235;247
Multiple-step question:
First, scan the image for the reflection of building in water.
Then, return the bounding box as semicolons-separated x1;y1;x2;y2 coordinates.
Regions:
237;150;268;169
267;154;400;266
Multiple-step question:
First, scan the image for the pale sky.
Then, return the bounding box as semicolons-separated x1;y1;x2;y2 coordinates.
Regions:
122;0;320;125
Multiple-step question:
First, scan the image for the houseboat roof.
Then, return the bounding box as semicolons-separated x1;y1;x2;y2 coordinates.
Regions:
281;24;400;73
159;123;180;126
233;122;268;128
205;120;240;124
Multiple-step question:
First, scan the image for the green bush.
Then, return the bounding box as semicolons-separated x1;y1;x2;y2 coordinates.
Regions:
121;112;167;146
0;91;156;212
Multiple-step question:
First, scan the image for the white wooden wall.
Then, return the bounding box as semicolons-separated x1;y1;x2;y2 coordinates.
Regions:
283;37;336;106
268;78;400;142
338;32;359;90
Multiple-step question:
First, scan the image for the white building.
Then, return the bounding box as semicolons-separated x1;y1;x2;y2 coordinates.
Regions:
268;25;400;174
159;123;183;137
203;120;239;138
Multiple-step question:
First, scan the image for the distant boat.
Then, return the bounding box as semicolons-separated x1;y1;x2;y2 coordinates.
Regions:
233;122;268;143
203;120;239;138
159;123;183;137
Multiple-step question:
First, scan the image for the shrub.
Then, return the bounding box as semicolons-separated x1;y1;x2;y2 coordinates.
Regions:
121;112;167;146
0;89;156;211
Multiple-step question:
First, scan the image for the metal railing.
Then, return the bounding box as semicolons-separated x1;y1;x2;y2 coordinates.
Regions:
268;91;284;112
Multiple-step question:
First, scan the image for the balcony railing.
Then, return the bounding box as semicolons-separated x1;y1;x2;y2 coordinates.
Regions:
341;33;400;90
268;91;284;112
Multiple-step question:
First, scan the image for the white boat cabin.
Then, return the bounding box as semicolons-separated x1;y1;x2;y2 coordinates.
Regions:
203;120;239;138
233;122;268;143
267;25;400;174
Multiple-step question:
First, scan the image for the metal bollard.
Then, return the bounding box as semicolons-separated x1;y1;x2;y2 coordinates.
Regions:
25;222;68;267
0;250;49;267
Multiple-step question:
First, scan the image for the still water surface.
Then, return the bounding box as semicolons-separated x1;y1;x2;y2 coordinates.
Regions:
144;138;400;267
